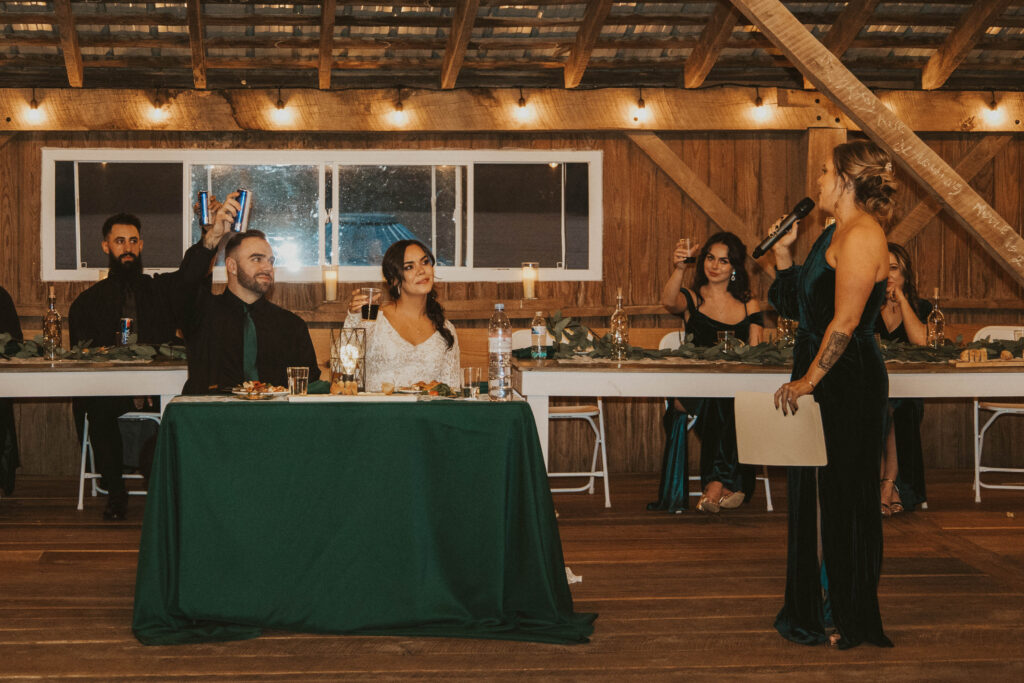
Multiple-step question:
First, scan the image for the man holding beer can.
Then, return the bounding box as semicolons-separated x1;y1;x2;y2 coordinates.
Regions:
68;209;230;520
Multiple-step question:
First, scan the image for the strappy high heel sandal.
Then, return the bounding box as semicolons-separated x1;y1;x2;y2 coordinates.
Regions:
880;478;903;517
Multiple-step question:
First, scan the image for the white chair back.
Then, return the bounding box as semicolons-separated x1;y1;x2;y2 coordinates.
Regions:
973;325;1024;342
511;328;553;350
659;330;685;350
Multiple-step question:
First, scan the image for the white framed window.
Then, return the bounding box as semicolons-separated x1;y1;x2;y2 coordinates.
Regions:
41;148;603;283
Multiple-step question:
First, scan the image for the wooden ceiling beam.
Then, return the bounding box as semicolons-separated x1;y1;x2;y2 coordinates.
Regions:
563;0;613;88
441;0;480;89
318;0;337;89
921;0;1013;90
888;134;1012;245
683;0;741;89
51;0;82;88
802;0;880;88
730;0;1024;287
627;131;773;280
185;0;207;90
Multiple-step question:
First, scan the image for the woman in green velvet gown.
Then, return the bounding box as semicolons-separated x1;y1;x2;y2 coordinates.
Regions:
767;140;896;649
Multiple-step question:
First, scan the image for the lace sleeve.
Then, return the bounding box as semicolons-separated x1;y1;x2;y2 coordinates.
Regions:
442;321;462;388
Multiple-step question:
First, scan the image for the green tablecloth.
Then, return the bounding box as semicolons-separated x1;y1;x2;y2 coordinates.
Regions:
132;399;596;645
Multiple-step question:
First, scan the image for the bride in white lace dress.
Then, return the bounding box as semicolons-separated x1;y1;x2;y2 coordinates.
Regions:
346;240;461;391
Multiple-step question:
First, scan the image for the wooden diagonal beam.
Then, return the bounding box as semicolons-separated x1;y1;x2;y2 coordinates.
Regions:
684;1;741;89
888;134;1012;245
730;0;1024;287
564;0;614;89
186;0;207;89
318;0;337;90
52;0;82;88
802;0;880;88
920;0;1012;90
440;0;480;90
627;131;773;279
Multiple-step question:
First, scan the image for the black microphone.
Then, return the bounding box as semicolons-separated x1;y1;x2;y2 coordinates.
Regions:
752;197;815;258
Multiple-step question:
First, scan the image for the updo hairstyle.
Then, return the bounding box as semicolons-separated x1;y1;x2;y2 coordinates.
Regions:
833;140;899;225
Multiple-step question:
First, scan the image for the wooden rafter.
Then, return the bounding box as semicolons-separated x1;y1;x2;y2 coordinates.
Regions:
684;1;741;89
185;0;207;90
802;0;880;89
920;0;1013;90
441;0;480;90
51;0;82;88
627;131;773;279
888;135;1012;245
318;0;337;90
730;0;1024;287
564;0;614;89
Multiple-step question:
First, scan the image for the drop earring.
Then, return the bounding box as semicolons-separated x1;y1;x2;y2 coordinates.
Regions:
731;270;736;282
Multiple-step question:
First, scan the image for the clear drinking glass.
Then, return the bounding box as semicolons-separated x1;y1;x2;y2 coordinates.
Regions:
287;367;309;395
360;287;381;321
717;330;736;352
462;367;480;398
681;237;696;264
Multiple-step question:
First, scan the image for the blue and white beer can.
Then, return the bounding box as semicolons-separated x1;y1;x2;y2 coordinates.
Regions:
232;188;252;232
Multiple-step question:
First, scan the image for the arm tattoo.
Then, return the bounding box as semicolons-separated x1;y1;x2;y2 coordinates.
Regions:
817;331;851;372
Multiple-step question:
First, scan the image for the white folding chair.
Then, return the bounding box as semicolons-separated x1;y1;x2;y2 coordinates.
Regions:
513;328;610;507
78;411;156;511
658;331;774;511
971;325;1024;502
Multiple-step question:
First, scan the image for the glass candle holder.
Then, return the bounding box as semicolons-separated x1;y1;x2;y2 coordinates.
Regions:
333;327;366;391
322;264;339;301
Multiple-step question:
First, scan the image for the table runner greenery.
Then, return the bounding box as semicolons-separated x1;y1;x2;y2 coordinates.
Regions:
0;332;186;361
527;312;1024;365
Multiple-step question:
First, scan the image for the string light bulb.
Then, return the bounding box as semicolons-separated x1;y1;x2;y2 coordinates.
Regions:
513;87;534;122
25;87;43;124
632;87;648;123
389;89;408;126
983;91;1004;125
149;90;169;123
752;87;770;122
271;87;293;125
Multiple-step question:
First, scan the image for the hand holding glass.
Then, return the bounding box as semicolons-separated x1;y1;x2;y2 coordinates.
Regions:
360;287;381;320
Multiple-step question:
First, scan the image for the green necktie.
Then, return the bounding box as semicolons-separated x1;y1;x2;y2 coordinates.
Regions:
242;303;259;381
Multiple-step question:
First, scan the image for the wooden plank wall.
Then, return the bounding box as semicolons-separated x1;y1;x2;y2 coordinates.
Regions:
2;130;1022;478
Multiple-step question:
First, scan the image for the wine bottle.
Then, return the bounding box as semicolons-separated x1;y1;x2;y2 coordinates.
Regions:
926;287;945;349
609;288;630;361
42;285;63;360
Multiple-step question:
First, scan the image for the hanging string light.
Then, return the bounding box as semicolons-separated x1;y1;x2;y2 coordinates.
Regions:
390;88;408;126
632;87;648;123
513;87;534;122
271;87;293;125
25;87;43;124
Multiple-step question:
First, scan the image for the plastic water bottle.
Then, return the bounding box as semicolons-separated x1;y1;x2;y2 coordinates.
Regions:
488;303;512;401
530;311;547;360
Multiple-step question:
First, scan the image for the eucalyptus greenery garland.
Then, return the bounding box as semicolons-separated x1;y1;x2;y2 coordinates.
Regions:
0;332;186;361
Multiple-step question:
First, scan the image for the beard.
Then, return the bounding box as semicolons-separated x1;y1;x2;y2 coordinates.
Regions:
237;268;273;296
108;251;143;279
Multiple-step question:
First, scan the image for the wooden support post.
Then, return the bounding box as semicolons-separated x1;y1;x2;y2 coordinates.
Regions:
186;0;208;90
730;0;1024;287
318;0;337;90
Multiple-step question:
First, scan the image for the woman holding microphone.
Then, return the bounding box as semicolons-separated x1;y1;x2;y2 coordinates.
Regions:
767;140;897;649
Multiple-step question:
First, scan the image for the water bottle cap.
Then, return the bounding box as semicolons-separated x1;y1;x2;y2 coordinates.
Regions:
494;303;504;310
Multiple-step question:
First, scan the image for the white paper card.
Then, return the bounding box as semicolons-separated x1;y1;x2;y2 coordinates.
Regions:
734;391;827;466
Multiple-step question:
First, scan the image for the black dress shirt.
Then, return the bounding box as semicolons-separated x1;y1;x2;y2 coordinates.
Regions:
183;289;320;394
69;242;216;347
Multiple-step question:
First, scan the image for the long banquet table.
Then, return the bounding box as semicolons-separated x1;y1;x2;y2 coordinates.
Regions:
0;359;187;409
132;396;596;645
512;357;1024;464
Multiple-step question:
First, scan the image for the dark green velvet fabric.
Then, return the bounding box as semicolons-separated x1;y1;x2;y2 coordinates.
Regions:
768;224;893;649
132;400;595;645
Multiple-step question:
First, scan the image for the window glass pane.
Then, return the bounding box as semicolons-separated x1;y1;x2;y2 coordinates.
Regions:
71;162;184;269
53;161;78;270
564;163;590;269
190;164;320;268
434;165;457;266
473;163;563;268
336;165;456;266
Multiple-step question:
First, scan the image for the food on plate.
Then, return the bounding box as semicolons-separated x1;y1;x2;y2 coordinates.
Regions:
959;348;987;363
330;380;359;395
408;380;456;397
238;380;287;394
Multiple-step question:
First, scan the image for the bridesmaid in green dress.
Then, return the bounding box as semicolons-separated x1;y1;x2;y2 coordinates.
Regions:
767;140;896;649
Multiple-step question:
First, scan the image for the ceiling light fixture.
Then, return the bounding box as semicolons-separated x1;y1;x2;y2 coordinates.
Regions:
25;87;43;124
982;90;1004;125
513;87;534;122
271;87;294;125
276;87;285;110
755;87;764;108
632;87;648;123
752;86;770;122
149;90;169;123
390;88;408;126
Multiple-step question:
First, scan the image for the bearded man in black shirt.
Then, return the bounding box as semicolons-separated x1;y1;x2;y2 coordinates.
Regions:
69;213;225;520
183;214;319;394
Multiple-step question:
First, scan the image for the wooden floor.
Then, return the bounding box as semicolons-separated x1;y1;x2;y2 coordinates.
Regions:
2;471;1024;681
